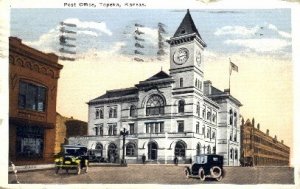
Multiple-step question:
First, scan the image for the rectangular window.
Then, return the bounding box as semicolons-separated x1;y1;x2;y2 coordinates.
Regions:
94;127;99;135
113;125;117;135
179;78;183;88
108;125;113;136
196;122;199;134
16;126;44;158
129;123;134;134
150;123;154;133
207;127;211;138
202;125;205;135
178;121;184;133
18;81;47;112
99;125;103;136
145;122;164;133
155;123;159;133
160;122;164;133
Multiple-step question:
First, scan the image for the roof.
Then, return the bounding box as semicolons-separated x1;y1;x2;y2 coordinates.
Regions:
207;86;243;107
145;71;171;81
173;9;202;39
89;87;138;103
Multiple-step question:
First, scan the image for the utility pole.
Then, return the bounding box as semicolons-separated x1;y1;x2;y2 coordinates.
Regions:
120;128;128;166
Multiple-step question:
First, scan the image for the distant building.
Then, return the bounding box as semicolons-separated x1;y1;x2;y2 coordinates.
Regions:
55;113;88;154
69;10;242;166
9;37;63;165
240;118;290;166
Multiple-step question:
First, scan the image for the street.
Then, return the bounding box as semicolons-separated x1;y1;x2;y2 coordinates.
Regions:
8;164;294;184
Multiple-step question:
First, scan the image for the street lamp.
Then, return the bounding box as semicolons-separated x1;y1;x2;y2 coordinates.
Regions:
120;127;128;166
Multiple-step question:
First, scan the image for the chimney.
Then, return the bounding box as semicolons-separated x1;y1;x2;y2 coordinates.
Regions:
266;129;269;136
224;89;230;94
204;80;212;95
241;117;245;126
257;123;260;130
274;135;277;141
252;118;255;127
281;140;284;144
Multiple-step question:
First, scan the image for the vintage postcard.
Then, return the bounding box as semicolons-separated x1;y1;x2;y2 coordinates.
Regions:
1;0;300;188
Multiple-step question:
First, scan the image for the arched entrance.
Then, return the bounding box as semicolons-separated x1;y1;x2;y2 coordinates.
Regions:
95;142;103;157
148;142;158;160
174;141;186;157
107;143;118;163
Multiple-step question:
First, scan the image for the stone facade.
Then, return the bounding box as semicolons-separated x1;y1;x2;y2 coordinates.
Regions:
9;37;63;165
69;10;242;165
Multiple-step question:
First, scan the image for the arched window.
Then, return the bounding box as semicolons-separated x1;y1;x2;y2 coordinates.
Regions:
146;95;165;116
178;100;185;113
229;109;233;125
196;143;201;155
126;143;136;156
129;105;137;117
175;141;186;157
230;148;233;159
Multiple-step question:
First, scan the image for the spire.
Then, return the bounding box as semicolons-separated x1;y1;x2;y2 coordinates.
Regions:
173;9;202;39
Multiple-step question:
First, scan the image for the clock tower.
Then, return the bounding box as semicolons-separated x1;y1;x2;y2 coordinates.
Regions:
168;9;206;92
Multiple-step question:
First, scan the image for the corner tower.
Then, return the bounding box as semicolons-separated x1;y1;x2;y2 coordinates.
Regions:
168;10;206;92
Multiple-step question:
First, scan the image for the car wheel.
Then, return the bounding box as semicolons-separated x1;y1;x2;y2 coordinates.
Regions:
216;175;223;182
198;167;205;181
55;167;59;174
210;166;222;178
76;164;81;175
184;167;190;178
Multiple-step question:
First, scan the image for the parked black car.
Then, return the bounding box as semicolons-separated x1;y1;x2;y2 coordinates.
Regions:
54;145;89;174
184;154;224;181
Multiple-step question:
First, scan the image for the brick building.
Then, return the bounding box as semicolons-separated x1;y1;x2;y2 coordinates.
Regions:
55;113;87;154
9;37;63;165
240;118;290;166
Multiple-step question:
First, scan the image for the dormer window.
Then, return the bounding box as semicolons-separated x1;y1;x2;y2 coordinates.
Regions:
180;27;186;34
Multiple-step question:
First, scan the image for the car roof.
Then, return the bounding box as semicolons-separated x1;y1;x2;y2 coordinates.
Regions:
63;144;87;148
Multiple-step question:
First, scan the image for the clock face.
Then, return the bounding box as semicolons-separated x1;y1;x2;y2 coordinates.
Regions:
173;48;189;65
196;50;202;66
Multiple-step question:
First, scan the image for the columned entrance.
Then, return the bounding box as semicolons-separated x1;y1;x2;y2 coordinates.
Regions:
148;142;158;160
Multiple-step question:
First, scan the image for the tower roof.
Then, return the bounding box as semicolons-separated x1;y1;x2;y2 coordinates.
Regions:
173;9;202;39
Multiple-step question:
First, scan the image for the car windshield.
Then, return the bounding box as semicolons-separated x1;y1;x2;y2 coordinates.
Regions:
64;147;86;156
195;155;207;164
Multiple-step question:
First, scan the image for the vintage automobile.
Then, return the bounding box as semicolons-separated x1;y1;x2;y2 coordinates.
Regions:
184;154;224;181
54;145;89;174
